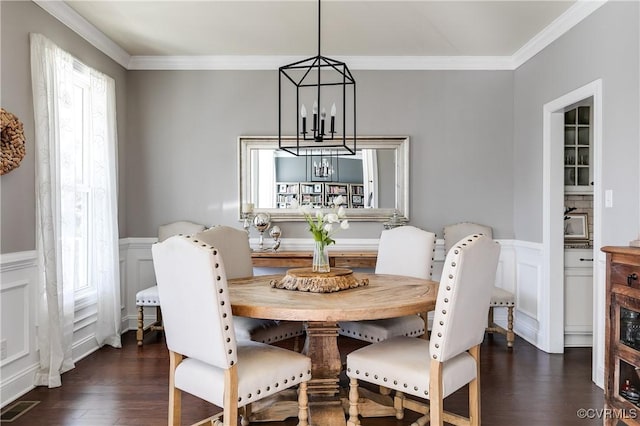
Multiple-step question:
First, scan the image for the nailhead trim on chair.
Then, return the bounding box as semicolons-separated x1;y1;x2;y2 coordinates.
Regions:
236;370;311;403
185;235;238;367
174;235;313;409
444;223;515;348
338;326;425;343
347;367;430;397
431;234;481;361
259;330;305;343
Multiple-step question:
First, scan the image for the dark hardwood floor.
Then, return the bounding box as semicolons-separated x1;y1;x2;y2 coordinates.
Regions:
5;331;602;425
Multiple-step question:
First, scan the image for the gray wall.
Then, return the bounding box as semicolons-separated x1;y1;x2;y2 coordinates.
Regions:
9;2;635;249
513;1;640;244
126;69;514;239
0;1;128;253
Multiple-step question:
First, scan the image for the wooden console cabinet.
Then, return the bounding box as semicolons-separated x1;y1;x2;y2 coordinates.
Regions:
603;246;640;425
251;250;377;269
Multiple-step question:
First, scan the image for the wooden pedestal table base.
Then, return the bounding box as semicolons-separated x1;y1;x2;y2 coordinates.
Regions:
227;273;438;425
244;321;398;425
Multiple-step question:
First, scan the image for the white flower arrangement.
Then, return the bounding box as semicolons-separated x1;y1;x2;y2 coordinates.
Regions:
290;196;349;248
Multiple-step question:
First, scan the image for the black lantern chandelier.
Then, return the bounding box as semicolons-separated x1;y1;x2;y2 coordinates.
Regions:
278;0;356;156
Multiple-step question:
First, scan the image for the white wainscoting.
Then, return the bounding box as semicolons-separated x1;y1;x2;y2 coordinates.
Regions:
120;238;157;332
0;236;553;408
0;248;128;408
0;251;39;408
512;240;544;348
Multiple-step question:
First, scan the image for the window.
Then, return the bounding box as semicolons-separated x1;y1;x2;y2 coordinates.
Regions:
31;33;122;382
58;63;97;303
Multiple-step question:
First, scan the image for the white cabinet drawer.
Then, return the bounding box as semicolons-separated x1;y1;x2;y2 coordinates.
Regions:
564;249;594;268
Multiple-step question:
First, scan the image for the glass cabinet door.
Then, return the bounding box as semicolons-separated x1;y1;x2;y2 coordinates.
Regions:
564;106;592;193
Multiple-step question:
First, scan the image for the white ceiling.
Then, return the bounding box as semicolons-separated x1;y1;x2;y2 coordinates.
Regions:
38;1;607;70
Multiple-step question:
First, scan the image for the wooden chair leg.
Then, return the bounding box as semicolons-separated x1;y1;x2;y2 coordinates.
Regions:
297;381;309;426
137;306;144;346
469;345;481;426
429;360;444;426
156;306;163;329
240;405;251;426
394;391;405;419
421;312;429;340
169;351;183;426
347;377;360;426
223;366;239;426
507;306;515;348
487;307;494;334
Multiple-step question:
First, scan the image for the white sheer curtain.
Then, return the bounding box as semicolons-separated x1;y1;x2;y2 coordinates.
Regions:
30;33;121;388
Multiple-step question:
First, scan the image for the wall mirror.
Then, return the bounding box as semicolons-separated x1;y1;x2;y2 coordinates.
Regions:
238;136;409;221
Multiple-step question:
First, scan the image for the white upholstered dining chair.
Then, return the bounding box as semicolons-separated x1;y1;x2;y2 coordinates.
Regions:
339;225;436;342
444;222;515;348
152;235;311;426
136;220;205;346
193;226;305;345
346;234;500;426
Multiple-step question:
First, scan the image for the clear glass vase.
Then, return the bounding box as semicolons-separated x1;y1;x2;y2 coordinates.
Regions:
312;241;330;273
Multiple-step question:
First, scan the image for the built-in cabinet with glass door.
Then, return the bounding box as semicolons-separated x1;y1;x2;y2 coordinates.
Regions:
564;106;593;193
603;246;640;425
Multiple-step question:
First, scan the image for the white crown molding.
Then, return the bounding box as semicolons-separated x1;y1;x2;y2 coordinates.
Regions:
37;0;606;71
33;0;131;69
512;0;608;69
127;55;304;70
128;54;516;71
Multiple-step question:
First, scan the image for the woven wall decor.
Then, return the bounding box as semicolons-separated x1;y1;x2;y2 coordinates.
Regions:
0;108;26;175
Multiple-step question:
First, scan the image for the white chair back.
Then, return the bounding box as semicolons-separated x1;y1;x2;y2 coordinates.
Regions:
430;234;500;362
443;222;493;253
152;235;237;369
158;221;205;242
193;226;254;280
375;225;436;279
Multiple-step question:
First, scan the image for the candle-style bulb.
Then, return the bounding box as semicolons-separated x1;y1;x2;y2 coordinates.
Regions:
300;104;307;134
330;103;336;134
311;101;318;134
321;107;326;119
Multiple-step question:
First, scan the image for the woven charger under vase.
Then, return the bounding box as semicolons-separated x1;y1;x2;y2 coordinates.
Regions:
270;268;368;293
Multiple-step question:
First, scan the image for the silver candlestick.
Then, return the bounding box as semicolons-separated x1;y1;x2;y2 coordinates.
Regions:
269;225;282;252
253;212;271;251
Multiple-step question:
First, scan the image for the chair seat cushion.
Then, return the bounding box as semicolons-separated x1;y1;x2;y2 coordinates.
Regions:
136;286;160;306
338;315;425;343
234;317;305;343
174;340;311;408
346;336;476;399
490;286;515;306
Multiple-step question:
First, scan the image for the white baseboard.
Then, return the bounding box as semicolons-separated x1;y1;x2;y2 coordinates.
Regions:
0;363;39;409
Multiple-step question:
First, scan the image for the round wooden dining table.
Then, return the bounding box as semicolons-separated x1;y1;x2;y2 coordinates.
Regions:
228;272;438;426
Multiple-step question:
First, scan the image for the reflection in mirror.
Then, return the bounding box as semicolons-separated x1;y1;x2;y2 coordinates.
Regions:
239;136;409;221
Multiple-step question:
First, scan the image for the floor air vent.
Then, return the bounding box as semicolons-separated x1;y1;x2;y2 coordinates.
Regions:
1;401;39;422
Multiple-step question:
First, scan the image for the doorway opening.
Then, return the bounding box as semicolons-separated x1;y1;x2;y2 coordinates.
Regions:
542;79;603;387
